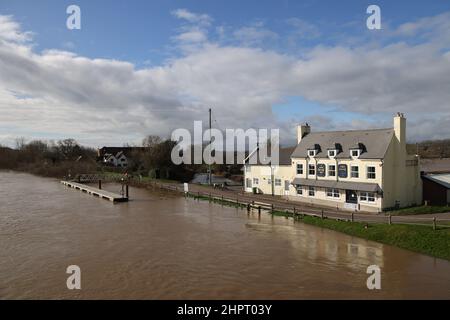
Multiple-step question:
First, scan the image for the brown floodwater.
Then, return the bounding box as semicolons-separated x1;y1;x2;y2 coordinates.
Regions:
0;171;449;299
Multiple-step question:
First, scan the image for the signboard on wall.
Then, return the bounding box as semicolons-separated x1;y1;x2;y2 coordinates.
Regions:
338;164;348;178
317;164;326;177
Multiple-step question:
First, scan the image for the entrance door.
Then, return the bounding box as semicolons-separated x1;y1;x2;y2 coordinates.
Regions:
345;190;358;204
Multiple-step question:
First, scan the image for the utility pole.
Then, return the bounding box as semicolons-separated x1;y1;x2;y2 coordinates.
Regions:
208;108;212;185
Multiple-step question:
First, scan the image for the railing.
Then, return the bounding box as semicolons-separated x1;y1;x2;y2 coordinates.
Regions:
143;180;450;230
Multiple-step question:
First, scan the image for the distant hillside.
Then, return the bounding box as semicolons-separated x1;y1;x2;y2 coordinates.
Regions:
407;139;450;158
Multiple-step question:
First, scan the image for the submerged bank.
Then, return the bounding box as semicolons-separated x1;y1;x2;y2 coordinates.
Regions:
182;188;450;261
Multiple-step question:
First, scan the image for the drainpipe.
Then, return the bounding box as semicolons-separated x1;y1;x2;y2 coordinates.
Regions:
271;165;275;197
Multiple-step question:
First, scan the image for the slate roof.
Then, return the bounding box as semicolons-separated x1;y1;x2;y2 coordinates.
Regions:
422;174;450;189
291;128;394;160
245;146;295;166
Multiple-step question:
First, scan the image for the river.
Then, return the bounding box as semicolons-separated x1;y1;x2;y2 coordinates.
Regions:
0;171;449;299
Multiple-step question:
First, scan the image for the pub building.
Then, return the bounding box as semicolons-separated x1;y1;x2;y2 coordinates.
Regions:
244;113;422;213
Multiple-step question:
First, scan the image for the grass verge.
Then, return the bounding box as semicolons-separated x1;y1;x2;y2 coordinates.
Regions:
294;213;450;261
386;205;450;215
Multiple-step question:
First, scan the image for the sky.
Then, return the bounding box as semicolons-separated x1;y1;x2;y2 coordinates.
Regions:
0;0;449;148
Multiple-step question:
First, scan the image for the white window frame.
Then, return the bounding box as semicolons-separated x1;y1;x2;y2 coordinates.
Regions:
275;178;282;186
308;164;315;175
296;163;303;175
308;150;317;157
367;166;376;179
326;188;340;198
328;165;336;177
351;166;359;178
350;149;360;158
360;192;376;203
308;186;315;197
253;178;259;185
328;149;336;158
296;185;303;195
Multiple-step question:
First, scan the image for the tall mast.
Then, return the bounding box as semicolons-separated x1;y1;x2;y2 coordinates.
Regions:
208;108;212;185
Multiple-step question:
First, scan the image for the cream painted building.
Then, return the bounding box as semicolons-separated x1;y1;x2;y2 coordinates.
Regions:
244;113;422;213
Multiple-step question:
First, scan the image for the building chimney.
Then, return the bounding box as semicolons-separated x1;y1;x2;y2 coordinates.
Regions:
394;112;406;146
297;123;311;144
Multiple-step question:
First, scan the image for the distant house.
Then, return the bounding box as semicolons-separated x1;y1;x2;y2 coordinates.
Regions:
97;147;145;168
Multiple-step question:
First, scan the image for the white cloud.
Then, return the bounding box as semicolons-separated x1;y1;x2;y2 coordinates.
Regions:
0;12;450;147
0;15;33;43
171;8;212;26
233;23;279;46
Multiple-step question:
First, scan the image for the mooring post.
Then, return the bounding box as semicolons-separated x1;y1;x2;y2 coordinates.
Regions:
433;217;436;230
98;179;102;190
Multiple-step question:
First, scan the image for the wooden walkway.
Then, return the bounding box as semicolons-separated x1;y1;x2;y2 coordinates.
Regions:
61;181;128;202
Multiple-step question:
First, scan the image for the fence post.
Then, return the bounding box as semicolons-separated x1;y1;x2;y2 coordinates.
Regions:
433;217;436;230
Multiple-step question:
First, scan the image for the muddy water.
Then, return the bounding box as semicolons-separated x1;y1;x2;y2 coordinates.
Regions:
0;171;449;299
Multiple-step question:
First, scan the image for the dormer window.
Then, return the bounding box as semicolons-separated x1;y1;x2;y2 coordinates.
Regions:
350;149;360;158
328;149;336;158
308;149;317;157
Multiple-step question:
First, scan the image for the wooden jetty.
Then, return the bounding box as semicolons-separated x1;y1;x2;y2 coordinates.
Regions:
61;180;128;202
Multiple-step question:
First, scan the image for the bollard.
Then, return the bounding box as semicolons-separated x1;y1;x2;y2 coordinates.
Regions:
321;210;324;219
197;192;200;201
258;206;261;218
221;195;224;205
126;184;129;198
271;204;274;214
351;212;354;222
209;193;211;202
98;179;102;190
388;214;392;225
247;203;251;213
433;217;436;230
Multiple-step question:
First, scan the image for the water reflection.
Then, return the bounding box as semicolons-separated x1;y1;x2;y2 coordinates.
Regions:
0;171;449;299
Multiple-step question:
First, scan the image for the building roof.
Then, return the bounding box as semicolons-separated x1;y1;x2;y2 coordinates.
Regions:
420;158;450;173
292;177;382;193
98;146;145;157
422;174;450;189
245;146;295;166
291;128;394;159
